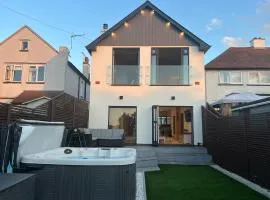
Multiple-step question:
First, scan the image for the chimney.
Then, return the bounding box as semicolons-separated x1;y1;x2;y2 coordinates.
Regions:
250;37;266;48
59;46;70;60
83;57;90;79
101;23;108;34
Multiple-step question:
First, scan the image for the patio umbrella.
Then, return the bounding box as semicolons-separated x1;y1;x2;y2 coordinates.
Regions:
212;92;266;105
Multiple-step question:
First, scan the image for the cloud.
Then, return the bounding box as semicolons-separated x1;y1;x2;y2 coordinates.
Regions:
256;0;270;14
206;18;222;32
264;23;270;32
221;36;246;47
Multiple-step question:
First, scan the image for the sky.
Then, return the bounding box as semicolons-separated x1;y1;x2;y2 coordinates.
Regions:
0;0;270;71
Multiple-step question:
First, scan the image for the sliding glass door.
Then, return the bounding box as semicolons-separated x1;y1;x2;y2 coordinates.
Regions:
108;106;137;144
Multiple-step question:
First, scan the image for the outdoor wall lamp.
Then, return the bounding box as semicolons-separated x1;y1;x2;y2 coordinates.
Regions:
119;96;123;100
171;96;175;100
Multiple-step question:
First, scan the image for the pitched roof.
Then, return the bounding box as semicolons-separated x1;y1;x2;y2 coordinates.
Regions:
67;61;90;84
205;47;270;70
12;90;63;104
86;1;210;53
0;25;59;54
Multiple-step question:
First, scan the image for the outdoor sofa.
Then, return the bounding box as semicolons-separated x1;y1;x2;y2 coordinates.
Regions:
82;128;124;147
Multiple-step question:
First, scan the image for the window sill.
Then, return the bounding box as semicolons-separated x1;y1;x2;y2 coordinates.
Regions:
26;81;45;84
111;84;140;86
218;83;243;86
247;84;270;86
150;84;192;86
3;81;21;84
19;49;29;52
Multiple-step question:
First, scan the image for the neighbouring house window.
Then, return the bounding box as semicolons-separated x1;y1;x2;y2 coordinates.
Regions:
37;66;45;81
5;65;22;82
21;40;29;51
219;71;242;84
248;71;270;84
29;66;45;82
5;66;12;81
13;66;22;81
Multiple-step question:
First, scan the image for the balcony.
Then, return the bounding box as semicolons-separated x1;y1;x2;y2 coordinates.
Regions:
111;65;140;85
150;65;190;85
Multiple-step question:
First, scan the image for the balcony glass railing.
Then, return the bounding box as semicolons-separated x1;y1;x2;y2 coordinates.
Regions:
112;65;140;85
150;65;190;85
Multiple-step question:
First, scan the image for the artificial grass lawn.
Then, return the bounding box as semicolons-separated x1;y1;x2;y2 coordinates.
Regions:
145;165;268;200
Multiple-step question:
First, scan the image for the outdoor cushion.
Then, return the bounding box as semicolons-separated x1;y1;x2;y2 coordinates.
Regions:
112;129;124;139
90;129;101;138
77;128;124;141
99;129;113;139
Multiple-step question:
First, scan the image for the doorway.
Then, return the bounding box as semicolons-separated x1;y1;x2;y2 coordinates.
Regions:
152;106;193;145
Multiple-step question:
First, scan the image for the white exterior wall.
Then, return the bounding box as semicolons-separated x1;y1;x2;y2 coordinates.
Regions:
45;53;90;101
206;70;270;103
44;54;66;91
89;46;205;144
64;66;79;98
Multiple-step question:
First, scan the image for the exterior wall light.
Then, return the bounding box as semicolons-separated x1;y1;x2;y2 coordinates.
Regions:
111;32;116;36
166;22;171;27
151;10;155;15
124;22;129;27
179;32;184;36
141;10;145;15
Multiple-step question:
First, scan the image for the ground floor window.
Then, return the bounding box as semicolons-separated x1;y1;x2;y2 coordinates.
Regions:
108;106;137;144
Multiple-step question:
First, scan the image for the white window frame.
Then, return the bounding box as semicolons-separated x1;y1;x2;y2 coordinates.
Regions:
28;65;45;82
21;40;29;51
219;71;242;84
248;71;270;85
4;65;22;82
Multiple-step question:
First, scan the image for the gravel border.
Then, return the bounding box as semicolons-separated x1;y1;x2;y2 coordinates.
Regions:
136;172;147;200
211;165;270;199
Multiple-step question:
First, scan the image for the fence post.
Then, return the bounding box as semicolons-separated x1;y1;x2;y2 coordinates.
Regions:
72;98;76;128
50;100;54;122
6;104;11;124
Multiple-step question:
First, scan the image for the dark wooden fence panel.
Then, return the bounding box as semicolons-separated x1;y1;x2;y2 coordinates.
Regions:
0;93;88;129
202;106;270;189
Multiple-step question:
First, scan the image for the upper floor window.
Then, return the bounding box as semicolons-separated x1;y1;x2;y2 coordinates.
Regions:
219;71;242;84
29;66;45;82
150;48;189;85
5;65;22;82
111;48;140;85
248;71;270;85
21;40;29;51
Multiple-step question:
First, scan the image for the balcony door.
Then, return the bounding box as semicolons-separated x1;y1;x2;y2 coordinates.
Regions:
112;48;140;85
151;48;189;85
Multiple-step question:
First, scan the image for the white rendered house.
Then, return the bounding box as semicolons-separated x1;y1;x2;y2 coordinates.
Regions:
86;1;210;145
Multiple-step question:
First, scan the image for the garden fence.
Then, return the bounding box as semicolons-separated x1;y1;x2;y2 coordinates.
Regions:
202;105;270;189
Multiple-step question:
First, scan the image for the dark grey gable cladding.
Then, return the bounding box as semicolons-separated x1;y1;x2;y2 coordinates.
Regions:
86;1;211;53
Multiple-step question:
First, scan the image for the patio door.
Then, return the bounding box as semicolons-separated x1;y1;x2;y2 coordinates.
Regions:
108;106;137;145
152;105;159;146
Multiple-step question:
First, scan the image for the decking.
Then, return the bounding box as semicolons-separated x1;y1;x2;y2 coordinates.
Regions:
132;146;212;172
